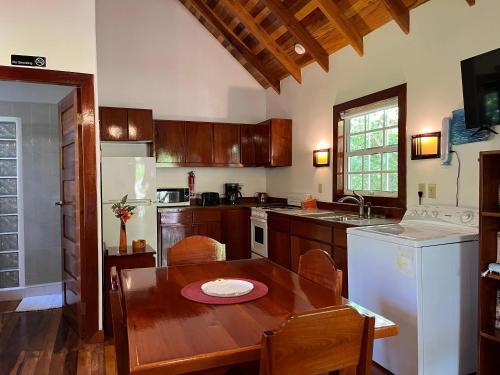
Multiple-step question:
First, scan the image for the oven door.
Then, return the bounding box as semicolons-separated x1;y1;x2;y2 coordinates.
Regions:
250;216;268;258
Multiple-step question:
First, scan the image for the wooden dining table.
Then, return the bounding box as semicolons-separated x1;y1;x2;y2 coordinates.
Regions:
121;258;398;374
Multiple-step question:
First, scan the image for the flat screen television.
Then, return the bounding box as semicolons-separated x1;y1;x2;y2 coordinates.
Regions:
461;47;500;131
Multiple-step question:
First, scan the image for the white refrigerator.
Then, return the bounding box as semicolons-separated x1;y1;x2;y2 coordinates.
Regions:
101;157;157;259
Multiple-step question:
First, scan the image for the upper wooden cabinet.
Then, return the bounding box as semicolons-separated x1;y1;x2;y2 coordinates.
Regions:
154;118;292;167
99;106;153;142
186;122;214;164
214;123;241;165
155;120;186;163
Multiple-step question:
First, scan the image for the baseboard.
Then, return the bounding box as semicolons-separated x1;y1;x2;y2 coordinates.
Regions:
0;281;62;301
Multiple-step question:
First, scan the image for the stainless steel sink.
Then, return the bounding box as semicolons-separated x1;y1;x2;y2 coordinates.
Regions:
315;214;362;221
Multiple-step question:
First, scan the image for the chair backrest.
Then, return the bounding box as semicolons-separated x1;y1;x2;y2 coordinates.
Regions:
167;235;225;266
298;249;343;303
259;306;375;375
109;266;129;375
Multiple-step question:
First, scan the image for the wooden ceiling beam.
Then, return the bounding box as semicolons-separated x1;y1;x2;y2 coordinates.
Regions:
262;0;329;72
315;0;364;56
466;0;475;5
186;0;281;93
381;0;410;34
222;0;302;83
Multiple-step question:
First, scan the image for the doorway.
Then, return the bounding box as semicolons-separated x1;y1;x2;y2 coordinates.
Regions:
0;66;98;340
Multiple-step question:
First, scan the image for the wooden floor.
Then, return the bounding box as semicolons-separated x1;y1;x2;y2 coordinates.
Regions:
0;306;390;375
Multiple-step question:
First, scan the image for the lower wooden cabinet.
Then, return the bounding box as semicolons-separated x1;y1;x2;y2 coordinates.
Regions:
222;208;250;260
290;235;332;273
268;228;291;269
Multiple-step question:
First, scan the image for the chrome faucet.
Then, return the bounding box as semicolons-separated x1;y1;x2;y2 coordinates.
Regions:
337;191;365;217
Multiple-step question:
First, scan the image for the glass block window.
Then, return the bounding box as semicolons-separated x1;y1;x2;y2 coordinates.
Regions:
343;99;399;197
0;120;23;289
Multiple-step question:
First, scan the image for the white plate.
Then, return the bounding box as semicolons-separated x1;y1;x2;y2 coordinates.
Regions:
201;279;254;297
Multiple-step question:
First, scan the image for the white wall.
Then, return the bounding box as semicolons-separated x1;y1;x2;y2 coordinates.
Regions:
96;0;268;194
266;0;500;208
0;0;97;74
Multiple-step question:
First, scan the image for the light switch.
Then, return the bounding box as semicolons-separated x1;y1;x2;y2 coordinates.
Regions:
428;184;436;199
318;183;323;194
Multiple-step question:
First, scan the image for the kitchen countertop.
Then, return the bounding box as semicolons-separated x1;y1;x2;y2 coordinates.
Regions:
157;204;400;227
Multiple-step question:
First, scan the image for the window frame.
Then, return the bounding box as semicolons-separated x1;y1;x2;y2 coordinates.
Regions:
333;84;407;209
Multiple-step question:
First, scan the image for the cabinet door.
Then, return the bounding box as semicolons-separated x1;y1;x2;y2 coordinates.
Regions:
191;222;222;242
100;107;128;141
222;208;250;260
186;122;214;164
254;121;270;166
128;108;153;141
160;224;192;265
332;246;348;297
268;229;291;269
155;120;186;163
270;119;292;166
214;123;240;164
290;235;332;273
240;124;256;166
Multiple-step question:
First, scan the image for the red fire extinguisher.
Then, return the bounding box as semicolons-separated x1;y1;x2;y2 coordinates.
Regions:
188;171;195;198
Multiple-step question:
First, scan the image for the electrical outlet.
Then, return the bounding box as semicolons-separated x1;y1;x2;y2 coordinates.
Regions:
418;183;426;197
318;183;323;194
428;184;437;199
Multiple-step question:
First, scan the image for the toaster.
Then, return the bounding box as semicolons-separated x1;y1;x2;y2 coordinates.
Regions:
201;192;220;206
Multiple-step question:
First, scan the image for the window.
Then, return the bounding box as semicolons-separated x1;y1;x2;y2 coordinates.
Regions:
333;84;406;208
0;117;24;289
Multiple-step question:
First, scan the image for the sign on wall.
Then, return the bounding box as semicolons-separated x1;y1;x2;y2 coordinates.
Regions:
11;54;46;68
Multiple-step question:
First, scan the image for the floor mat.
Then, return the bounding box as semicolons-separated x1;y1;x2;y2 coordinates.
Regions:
15;294;62;312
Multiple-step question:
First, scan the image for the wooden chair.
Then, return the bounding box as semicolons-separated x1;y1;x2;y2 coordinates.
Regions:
298;249;343;303
109;266;130;375
167;235;226;266
259;306;375;375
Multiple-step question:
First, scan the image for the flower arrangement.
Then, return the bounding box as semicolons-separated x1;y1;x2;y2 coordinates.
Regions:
111;195;136;223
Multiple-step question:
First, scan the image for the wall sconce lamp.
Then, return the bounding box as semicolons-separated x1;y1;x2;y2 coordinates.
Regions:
411;132;441;160
313;148;330;167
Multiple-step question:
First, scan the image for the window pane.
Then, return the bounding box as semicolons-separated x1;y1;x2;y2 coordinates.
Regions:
367;131;383;149
383;172;398;192
0;160;16;177
370;173;382;191
0;179;16;195
363;154;381;171
348;156;363;172
0;141;16;158
349;116;365;134
0;234;18;251
383;152;398;171
0;216;17;233
386;107;399;127
368;110;384;130
0;270;18;288
0;122;16;139
0;198;17;215
0;252;18;271
385;128;398;146
349;134;365;151
349;174;363;190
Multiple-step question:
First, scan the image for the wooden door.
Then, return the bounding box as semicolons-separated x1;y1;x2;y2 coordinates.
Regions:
269;119;292;166
268;228;291;269
99;107;128;141
241;124;256;166
186;122;213;164
214;123;240;164
59;90;85;336
254;121;270;166
155;120;186;163
128;108;153;141
192;208;222;242
290;235;332;273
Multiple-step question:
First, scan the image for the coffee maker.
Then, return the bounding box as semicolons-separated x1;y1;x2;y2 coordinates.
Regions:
224;183;243;205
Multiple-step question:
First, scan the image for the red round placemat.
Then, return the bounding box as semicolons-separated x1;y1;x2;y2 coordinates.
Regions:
181;278;268;305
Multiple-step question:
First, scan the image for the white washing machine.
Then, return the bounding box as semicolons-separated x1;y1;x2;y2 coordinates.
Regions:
347;205;478;375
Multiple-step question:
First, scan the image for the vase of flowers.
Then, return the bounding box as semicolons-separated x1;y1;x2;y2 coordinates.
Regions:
111;195;136;251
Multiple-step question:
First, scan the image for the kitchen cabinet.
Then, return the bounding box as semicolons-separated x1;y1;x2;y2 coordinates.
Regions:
186;122;214;164
155;120;186;163
267;212;291;269
158;207;251;264
99;106;153;142
214;123;241;165
103;245;156;336
268;119;292;167
222;208;250;260
290;236;332;273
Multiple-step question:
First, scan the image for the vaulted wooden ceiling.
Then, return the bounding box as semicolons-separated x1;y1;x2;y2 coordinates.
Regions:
180;0;476;93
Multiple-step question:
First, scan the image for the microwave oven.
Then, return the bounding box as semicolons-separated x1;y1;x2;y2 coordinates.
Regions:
156;188;190;206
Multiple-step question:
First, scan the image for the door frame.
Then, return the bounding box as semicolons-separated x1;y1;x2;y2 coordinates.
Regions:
0;66;98;339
